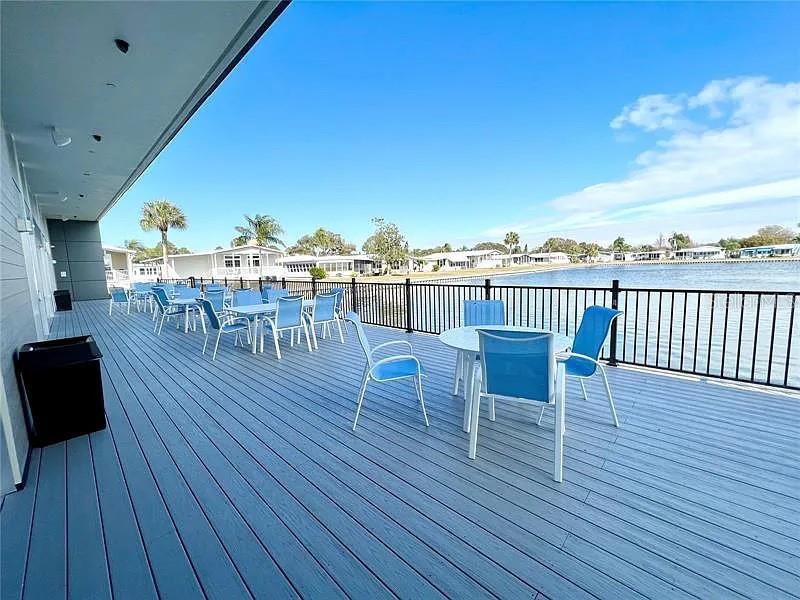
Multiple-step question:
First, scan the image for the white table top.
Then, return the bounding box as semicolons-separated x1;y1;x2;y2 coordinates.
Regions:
227;299;314;316
170;298;200;305
439;325;572;353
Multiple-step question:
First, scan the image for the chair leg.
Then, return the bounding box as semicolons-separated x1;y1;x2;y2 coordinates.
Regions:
212;331;222;361
489;395;495;422
468;388;481;459
108;301;113;316
579;379;588;401
202;334;209;355
336;318;345;344
537;405;546;426
353;375;369;430
452;351;462;395
272;330;282;359
302;321;313;352
416;375;430;427
600;368;620;427
309;319;319;350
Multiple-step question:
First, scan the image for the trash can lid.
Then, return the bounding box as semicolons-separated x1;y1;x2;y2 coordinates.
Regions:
16;335;102;367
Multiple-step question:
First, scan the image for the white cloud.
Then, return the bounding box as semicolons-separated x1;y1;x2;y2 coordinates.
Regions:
495;76;800;243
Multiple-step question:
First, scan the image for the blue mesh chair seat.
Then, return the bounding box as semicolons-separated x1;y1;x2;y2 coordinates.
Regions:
470;329;566;482
538;305;622;428
306;292;345;348
198;298;252;360
152;287;190;334
108;287;131;315
260;296;312;359
345;312;429;430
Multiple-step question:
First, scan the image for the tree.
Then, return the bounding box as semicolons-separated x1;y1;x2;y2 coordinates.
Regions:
668;232;692;251
231;214;284;248
611;236;631;252
287;228;355;256
740;225;795;248
578;242;601;260
541;237;581;257
139;199;188;265
472;241;509;253
362;217;407;273
718;238;741;254
504;232;520;255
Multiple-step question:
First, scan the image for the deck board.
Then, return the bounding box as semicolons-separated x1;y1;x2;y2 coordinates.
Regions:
1;299;799;599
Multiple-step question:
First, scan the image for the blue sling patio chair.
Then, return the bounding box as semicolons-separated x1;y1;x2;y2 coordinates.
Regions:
108;287;132;315
452;299;506;395
259;283;274;301
203;288;226;313
198;298;252;360
260;296;313;359
264;288;289;303
152;287;187;334
345;312;429;431
330;287;345;319
306;292;344;348
538;305;622;428
470;329;567;482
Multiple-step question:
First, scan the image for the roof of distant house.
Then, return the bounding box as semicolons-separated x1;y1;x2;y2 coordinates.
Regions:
140;243;283;262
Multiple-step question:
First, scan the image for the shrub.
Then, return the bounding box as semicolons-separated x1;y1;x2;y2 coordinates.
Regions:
432;264;441;272
308;266;327;280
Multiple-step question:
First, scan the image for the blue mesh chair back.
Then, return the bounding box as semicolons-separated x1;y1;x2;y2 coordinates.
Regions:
312;293;337;322
345;312;372;362
478;329;554;402
154;283;175;296
265;288;289;303
464;300;505;326
205;284;225;291
275;297;303;329
330;287;345;309
233;289;262;306
199;299;221;330
204;289;225;312
568;306;623;377
153;287;171;309
110;288;128;303
177;287;201;299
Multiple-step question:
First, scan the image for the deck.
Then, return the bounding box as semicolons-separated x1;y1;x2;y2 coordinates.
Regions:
2;299;799;599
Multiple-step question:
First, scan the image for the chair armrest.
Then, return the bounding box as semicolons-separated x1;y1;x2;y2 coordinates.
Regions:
556;351;603;367
371;340;413;356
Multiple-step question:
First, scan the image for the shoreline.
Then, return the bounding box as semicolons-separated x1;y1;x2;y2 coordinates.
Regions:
339;256;799;283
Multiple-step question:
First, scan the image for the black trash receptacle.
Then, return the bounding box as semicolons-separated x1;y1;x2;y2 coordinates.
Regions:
14;336;105;447
53;289;72;311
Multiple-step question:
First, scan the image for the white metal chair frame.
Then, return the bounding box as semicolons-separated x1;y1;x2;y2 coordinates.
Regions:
108;289;132;315
306;294;345;349
537;350;619;428
201;309;252;360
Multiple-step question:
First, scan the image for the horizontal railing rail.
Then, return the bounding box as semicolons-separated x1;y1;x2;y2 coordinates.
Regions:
157;275;799;390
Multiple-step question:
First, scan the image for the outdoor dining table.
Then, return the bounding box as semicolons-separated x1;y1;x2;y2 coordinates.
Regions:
439;325;572;432
227;299;314;354
170;298;202;333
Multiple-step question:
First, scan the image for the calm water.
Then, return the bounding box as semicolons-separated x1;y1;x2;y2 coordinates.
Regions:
489;261;799;291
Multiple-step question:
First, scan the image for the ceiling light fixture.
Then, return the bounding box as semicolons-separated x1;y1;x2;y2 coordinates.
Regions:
83;172;91;176
61;195;68;203
79;193;85;198
114;38;130;54
92;134;102;142
61;216;69;222
50;126;71;147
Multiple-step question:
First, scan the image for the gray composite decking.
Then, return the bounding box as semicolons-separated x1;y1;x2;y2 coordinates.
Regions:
1;299;799;600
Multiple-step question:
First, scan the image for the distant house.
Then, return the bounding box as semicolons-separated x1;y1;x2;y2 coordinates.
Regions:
421;249;503;271
739;243;800;258
142;244;284;280
277;254;374;277
613;251;634;261
103;245;135;288
632;249;668;261
528;252;570;264
673;246;725;260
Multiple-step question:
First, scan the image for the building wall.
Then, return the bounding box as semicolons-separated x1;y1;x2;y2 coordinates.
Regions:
48;219;108;300
1;126;52;494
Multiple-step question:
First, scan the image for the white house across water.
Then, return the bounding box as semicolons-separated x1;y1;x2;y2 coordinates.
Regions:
142;244;285;281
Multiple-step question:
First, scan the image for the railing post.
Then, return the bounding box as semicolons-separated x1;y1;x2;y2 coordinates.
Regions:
351;277;358;312
239;277;244;289
200;277;204;288
484;278;491;300
405;278;413;332
609;279;619;366
189;276;196;288
281;277;287;290
258;277;262;292
311;278;317;297
224;277;228;287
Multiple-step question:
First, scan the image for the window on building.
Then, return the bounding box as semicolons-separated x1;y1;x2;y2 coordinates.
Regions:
224;255;241;268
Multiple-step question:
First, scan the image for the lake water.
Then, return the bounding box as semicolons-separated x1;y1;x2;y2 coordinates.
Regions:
489;261;799;291
398;261;799;388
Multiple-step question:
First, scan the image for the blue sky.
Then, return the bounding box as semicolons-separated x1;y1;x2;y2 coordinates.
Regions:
101;2;799;252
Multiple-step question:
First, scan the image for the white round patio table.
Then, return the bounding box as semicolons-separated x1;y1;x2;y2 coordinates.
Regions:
439;326;572;432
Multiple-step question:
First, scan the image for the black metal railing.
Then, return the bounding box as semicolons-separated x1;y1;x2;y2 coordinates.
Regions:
157;276;799;390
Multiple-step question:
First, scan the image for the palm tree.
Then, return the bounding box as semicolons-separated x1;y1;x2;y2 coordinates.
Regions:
504;231;520;254
139;199;188;266
231;214;284;248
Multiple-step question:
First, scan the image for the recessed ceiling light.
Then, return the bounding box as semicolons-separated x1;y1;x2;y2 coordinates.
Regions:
61;195;68;203
83;172;91;176
88;149;95;154
114;38;130;54
79;193;85;198
92;134;102;142
105;82;117;87
50;126;71;147
61;216;69;222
